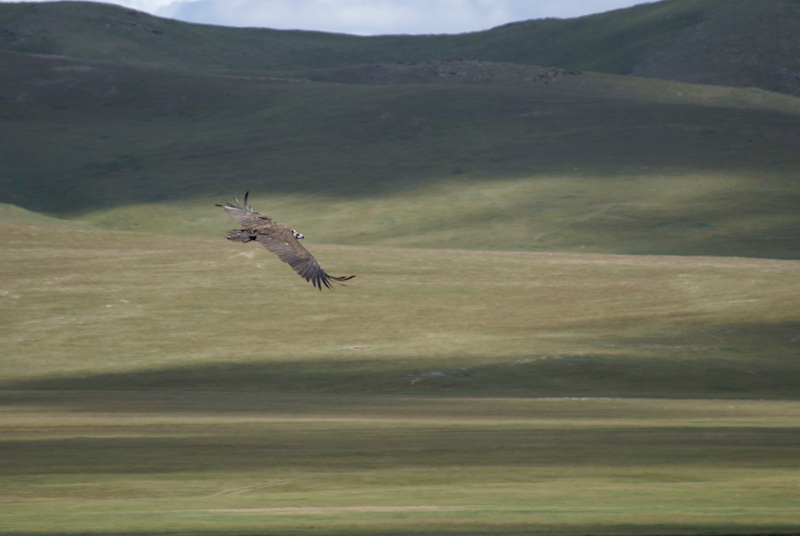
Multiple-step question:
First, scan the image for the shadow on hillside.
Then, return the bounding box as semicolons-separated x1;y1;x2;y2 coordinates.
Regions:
5;348;799;400
5;47;800;219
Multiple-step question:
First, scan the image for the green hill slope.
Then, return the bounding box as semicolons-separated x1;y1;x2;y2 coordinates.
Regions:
457;0;800;96
1;0;800;259
2;50;799;258
2;0;799;95
2;208;798;398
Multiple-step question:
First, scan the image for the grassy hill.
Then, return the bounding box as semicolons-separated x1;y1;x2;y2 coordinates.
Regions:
2;2;800;534
2;206;799;397
2;47;799;258
2;0;799;261
2;0;799;95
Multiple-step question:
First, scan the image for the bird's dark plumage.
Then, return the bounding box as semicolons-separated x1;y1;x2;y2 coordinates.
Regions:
217;192;355;290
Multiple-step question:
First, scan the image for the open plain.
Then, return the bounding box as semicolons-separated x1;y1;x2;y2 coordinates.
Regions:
1;0;800;534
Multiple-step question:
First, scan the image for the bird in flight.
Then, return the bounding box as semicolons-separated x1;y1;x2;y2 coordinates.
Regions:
218;192;355;290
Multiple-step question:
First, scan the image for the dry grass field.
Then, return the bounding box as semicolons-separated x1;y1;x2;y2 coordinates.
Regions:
1;208;798;535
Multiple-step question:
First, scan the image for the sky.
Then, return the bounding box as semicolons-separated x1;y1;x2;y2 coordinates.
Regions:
3;0;662;35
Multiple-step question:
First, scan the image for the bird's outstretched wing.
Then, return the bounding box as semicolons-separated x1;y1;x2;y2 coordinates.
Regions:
218;192;355;290
218;191;277;231
256;233;355;290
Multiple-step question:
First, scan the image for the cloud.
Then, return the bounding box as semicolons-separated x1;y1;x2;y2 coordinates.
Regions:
0;0;661;35
158;0;661;35
525;0;659;19
157;0;513;35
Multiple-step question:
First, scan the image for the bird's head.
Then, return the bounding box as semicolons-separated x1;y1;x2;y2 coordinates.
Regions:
292;229;304;239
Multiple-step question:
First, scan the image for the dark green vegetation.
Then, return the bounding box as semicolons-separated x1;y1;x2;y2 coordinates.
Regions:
2;1;800;260
2;0;799;93
1;0;800;534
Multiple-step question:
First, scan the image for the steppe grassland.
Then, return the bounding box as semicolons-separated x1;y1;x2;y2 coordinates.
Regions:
1;391;799;535
1;209;799;534
1;209;798;392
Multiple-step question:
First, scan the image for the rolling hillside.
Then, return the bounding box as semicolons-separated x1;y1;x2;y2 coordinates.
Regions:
0;0;798;261
1;0;799;95
2;3;800;534
1;53;799;257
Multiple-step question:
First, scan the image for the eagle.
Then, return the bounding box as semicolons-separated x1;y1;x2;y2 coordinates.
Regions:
218;192;355;290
